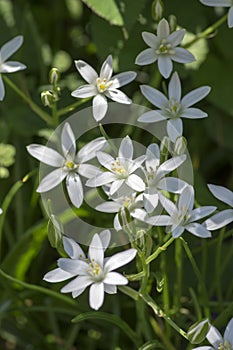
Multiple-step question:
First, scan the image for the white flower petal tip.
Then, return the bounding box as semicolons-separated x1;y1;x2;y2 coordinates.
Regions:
43;230;136;310
72;56;135;121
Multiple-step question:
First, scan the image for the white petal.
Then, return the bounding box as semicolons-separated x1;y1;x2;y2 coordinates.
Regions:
158;56;173;79
61;123;76;159
186;223;211;238
0;36;23;62
109;179;125;195
27;144;64;167
172;47;195;63
157;18;170;39
167;118;183;142
72;287;87;298
172;226;184;238
179;185;194;212
93;94;108;121
168;72;181;101
77;137;106;163
140;85;168;108
89;282;104;310
119;136;133;159
158;177;187;193
228;6;233;28
204;209;233;230
99;229;111;250
145;143;160;171
126;174;145;192
106;89;131;104
96;201;121;213
156;155;186;179
111;71;136;88
142;32;160;48
128;155;146;173
191;347;213;350
181;108;207;119
100;55;113;80
104;272;128;285
96;151;115;170
71;84;97;98
208;184;233;207
159;193;178;217
207;325;224;348
89;234;104;267
138;110;166;123
224;318;233;346
37;168;67;192
144;192;159;213
167;29;185;47
86;172;117;187
199;0;231;6
58;258;89;275
63;236;85;259
147;215;172;226
43;268;74;282
66;173;83;208
190;206;216;222
104;283;117;294
1;61;26;73
0;75;5;101
135;48;157;65
105;248;137;271
182;86;211;108
75;60;98;84
114;214;122;231
61;275;93;293
78;164;102;178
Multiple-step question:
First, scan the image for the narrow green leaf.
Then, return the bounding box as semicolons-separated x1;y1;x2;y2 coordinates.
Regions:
139;340;162;350
72;311;139;346
81;0;124;26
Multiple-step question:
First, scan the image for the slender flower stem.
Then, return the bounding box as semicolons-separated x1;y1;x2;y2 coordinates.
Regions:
146;236;175;264
3;75;53;125
57;98;91;117
150;317;176;350
99;123;118;155
183;13;228;48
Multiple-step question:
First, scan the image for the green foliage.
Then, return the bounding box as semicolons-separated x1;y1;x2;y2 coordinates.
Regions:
81;0;124;26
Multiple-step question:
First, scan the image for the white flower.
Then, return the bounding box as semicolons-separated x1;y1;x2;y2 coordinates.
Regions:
0;208;2;215
143;143;187;213
71;55;136;121
200;0;233;28
147;185;216;238
96;193;146;231
138;72;210;142
192;317;233;350
27;122;106;208
135;18;195;78
203;184;233;230
0;36;26;101
86;136;146;196
44;231;137;310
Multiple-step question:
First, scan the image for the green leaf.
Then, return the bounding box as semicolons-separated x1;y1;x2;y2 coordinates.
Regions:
187;319;210;344
72;311;139;346
81;0;124;26
139;340;162;350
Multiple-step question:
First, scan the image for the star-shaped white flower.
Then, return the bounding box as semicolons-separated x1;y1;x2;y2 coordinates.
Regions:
27;122;106;208
203;184;233;230
71;55;136;121
138;72;211;142
192;317;233;350
44;231;137;310
200;0;233;28
147;185;216;238
0;36;26;101
135;18;195;78
86;136;146;196
143;143;187;213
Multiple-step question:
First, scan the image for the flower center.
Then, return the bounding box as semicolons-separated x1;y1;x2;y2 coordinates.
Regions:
88;261;104;281
174;206;191;225
63;159;77;171
96;77;113;93
218;341;232;350
156;40;175;55
111;158;128;178
164;98;181;118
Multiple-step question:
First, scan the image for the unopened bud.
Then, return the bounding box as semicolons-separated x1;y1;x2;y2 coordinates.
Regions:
41;90;56;107
169;14;177;32
160;136;170;156
49;68;60;85
152;0;164;21
174;136;187;155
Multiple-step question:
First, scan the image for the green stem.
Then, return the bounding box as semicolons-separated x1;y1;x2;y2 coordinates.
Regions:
215;227;225;306
174;238;183;311
146;236;175;264
52;101;59;127
150;317;176;350
99;123;118;155
3;75;53;125
183;13;228;48
57;98;91;117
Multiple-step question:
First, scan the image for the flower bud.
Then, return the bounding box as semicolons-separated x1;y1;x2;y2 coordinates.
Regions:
174;136;187;155
160;136;170;156
187;319;210;344
169;14;177;32
152;0;164;21
41;90;56;107
49;68;61;85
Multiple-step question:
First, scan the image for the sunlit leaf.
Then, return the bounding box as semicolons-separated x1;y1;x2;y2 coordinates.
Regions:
81;0;124;26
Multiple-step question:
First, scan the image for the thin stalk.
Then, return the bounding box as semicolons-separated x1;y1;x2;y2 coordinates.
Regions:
146;236;175;264
183;13;228;48
150;317;176;350
174;238;182;311
215;227;225;306
99;123;118;155
57;98;91;117
64;324;80;350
